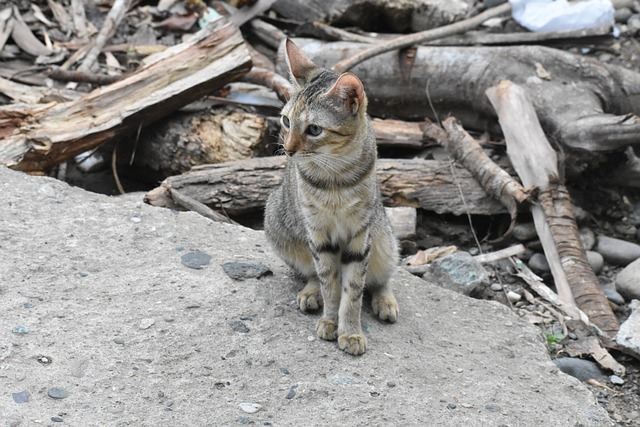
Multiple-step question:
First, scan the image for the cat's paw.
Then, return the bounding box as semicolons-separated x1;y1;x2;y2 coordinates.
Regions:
338;333;367;356
297;286;323;312
316;317;338;341
372;293;399;323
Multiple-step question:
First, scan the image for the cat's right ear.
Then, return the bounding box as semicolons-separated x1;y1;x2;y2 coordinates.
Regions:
284;39;317;88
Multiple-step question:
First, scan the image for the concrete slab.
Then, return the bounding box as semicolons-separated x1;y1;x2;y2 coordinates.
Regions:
0;167;610;426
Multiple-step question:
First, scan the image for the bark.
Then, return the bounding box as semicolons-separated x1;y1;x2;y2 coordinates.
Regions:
0;18;252;172
486;80;619;339
144;156;505;216
282;39;640;152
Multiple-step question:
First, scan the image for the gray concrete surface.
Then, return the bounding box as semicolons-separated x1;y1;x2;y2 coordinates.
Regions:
0;166;611;426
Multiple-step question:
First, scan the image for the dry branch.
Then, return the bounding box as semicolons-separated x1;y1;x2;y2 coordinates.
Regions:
0;18;252;172
144;156;506;216
442;116;529;239
486;80;619;338
285;40;640;152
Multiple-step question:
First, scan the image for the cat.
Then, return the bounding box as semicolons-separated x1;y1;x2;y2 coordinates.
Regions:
264;39;399;356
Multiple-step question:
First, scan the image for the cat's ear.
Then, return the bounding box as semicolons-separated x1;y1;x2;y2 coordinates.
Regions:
284;39;317;87
327;72;365;115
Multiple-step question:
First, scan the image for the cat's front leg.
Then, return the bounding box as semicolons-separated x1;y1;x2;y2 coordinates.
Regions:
309;239;341;341
337;234;370;356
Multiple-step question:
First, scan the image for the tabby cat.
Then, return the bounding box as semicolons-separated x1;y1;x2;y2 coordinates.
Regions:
264;39;399;356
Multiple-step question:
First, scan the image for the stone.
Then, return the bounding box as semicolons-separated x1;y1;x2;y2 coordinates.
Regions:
485;403;502;413
490;283;503;292
228;320;250;333
51;417;64;423
595;235;640;266
181;250;212;269
553;358;605;382
425;251;490;296
616;258;640;300
601;286;625;306
506;291;521;303
579;228;596;251
47;387;69;399
513;223;537;241
139;318;156;330
222;262;273;281
12;391;29;403
615;7;633;23
586;251;604;274
528;253;550;274
238;402;262;414
11;326;29;334
285;384;298;399
610;375;625;385
615;300;640;359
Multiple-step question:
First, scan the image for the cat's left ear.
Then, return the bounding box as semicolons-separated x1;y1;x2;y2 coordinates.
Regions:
284;39;317;88
327;72;365;115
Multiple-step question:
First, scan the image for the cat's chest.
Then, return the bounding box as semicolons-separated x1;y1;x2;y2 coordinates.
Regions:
299;186;371;236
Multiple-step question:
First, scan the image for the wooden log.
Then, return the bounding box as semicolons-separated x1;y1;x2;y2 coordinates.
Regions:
486;80;619;339
144;156;505;216
282;39;640;152
0;17;252;172
119;106;277;179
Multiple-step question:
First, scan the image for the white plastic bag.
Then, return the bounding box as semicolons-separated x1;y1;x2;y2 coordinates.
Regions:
510;0;614;32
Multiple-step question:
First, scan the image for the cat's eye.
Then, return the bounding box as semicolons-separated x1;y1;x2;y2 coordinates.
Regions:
281;115;290;129
306;124;322;136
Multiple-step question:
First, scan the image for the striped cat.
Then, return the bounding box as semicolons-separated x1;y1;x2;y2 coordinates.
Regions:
264;39;399;356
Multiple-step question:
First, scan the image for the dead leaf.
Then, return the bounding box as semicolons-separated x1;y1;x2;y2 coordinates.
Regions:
154;13;199;32
10;5;52;56
404;245;457;266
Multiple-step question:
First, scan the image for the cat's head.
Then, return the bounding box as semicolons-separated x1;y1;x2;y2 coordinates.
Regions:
280;39;368;157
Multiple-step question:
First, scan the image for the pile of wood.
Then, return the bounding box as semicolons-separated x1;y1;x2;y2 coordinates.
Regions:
2;0;640;367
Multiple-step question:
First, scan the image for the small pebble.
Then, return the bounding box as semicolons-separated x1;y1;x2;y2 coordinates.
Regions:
12;391;29;403
228;320;250;333
506;291;521;303
181;251;212;269
113;337;125;345
238;402;262;414
285;384;298;399
130;215;142;223
387;381;396;388
528;253;550;273
139;318;155;330
163;314;175;322
222;262;273;281
490;283;503;292
610;375;625;385
513;223;538;241
447;402;457;409
485;403;502;412
47;387;69;399
11;326;29;334
280;367;290;375
23;302;34;309
51;417;64;423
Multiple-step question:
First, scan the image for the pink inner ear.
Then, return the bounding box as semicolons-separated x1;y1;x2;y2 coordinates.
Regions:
285;39;316;84
331;73;365;114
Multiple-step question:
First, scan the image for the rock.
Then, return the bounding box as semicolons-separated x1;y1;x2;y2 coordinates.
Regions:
553;358;605;382
528;253;550;274
513;223;537;241
11;326;29;334
12;391;29;403
51;417;64;423
238;402;262;414
615;7;633;23
139;318;156;330
385;207;417;239
579;227;596;251
425;251;489;296
586;251;604;274
180;250;212;269
222;262;273;281
485;403;502;413
595;235;640;266
615;258;640;301
285;384;298;399
113;337;125;345
490;283;503;292
628;14;640;32
610;375;625;385
616;300;640;359
228;320;250;333
601;286;626;306
506;291;521;303
47;387;69;399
